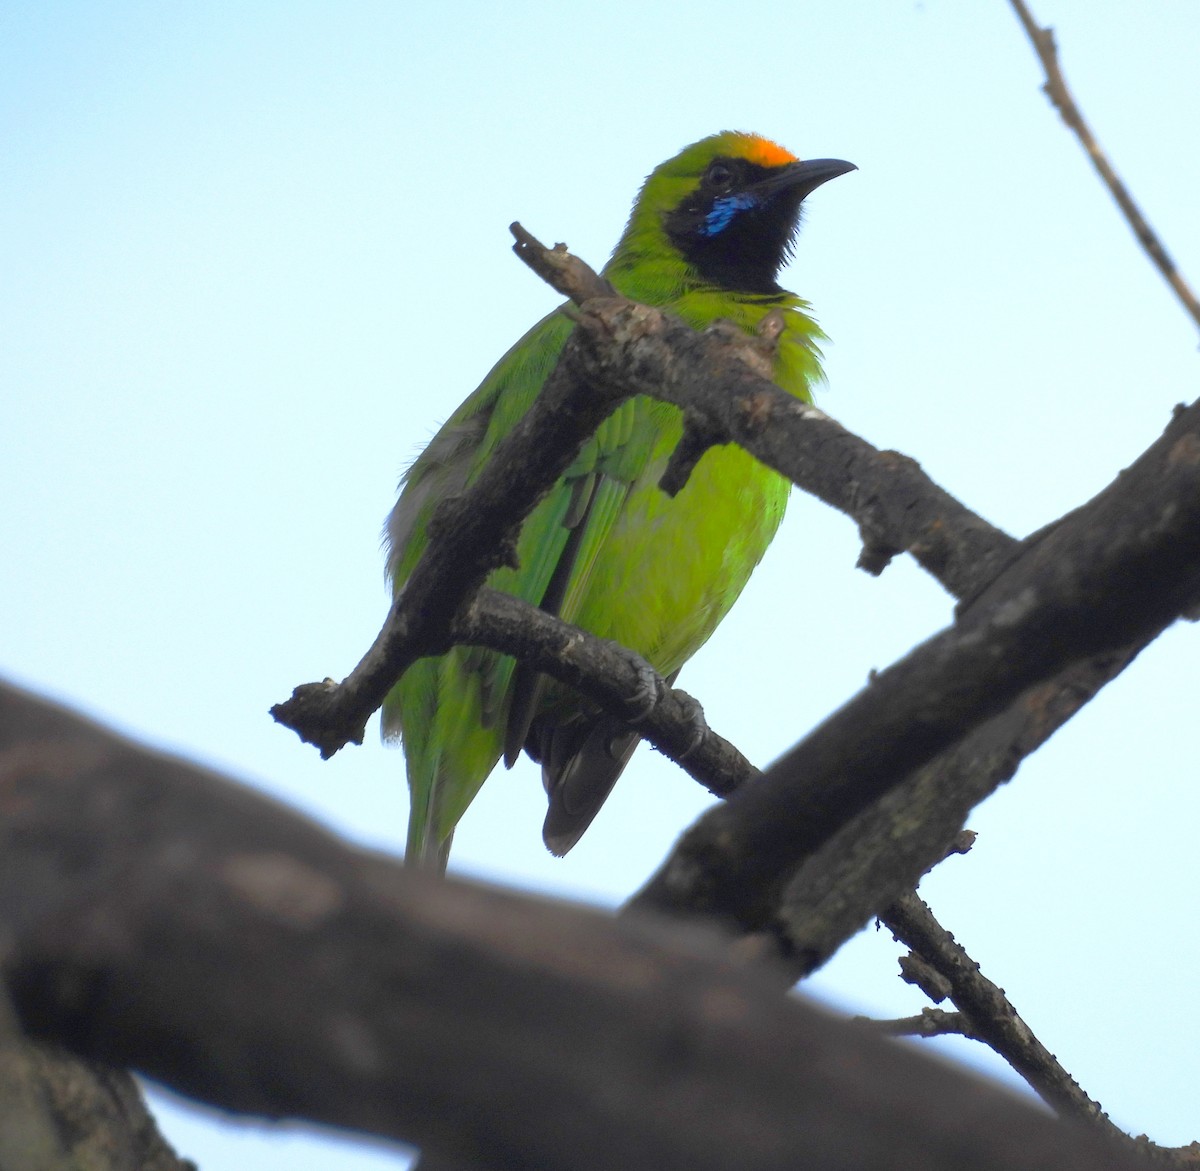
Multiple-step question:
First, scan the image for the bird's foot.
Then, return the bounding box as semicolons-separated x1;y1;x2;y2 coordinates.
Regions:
670;689;708;762
621;658;663;724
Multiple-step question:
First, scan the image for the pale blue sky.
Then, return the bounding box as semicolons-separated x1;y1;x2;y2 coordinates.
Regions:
4;2;1199;1167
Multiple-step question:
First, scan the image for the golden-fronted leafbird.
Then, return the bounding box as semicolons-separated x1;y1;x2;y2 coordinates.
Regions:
384;131;854;869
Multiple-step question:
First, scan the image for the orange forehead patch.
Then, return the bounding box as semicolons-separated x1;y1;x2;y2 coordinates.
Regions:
736;135;798;168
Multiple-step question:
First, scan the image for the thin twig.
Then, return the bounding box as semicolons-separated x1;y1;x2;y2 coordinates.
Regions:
510;222;614;302
886;896;1200;1165
1008;0;1200;334
882;893;1124;1138
856;1008;981;1041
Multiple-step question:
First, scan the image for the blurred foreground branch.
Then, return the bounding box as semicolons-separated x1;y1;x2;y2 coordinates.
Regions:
0;679;1162;1171
0;984;191;1171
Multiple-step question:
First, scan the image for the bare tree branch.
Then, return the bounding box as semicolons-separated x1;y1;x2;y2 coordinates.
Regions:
458;589;758;797
632;400;1200;932
513;230;1019;597
857;1008;980;1041
0;679;1163;1171
510;220;615;302
1008;0;1200;334
882;894;1137;1147
273;235;1015;760
768;642;1143;975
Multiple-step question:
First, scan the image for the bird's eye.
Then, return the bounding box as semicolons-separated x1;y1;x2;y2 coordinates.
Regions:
705;162;736;193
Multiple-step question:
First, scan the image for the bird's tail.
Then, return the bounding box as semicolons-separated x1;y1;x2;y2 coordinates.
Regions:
394;655;505;874
535;714;642;857
405;818;453;874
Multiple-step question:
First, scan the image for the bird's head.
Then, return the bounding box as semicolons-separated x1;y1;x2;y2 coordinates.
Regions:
610;131;855;296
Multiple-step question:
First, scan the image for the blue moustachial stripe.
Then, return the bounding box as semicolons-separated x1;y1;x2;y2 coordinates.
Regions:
702;192;758;236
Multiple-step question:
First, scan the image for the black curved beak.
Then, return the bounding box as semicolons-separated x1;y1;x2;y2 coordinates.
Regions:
764;157;857;200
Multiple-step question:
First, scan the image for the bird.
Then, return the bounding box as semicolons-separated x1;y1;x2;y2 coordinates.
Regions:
384;131;854;870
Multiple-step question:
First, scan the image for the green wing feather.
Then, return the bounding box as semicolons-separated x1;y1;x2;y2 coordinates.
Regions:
384;309;572;862
384;312;673;866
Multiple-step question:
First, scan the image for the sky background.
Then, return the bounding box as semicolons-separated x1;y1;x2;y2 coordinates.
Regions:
4;1;1199;1167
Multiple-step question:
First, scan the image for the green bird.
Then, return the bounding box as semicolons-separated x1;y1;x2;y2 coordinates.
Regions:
384;131;854;869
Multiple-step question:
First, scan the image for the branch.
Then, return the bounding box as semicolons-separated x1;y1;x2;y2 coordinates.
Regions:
631;400;1200;931
1008;0;1200;334
0;679;1161;1171
768;642;1142;974
565;296;1018;599
0;983;192;1171
510;221;615;302
274;231;1016;758
857;1008;980;1041
881;894;1144;1148
271;313;628;757
458;590;758;797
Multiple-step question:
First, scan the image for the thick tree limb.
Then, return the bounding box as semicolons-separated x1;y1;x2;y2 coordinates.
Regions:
631;401;1200;931
768;642;1143;974
0;680;1161;1171
0;1036;192;1171
1008;0;1200;335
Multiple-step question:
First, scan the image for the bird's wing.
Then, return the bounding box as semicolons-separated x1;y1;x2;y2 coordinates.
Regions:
384;307;580;857
501;394;662;765
384;306;665;858
384;307;575;592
